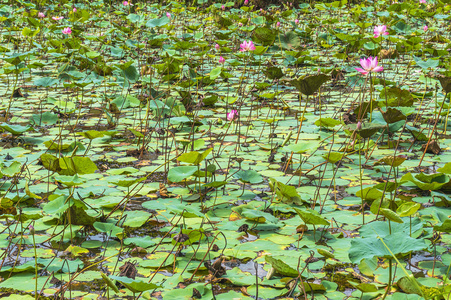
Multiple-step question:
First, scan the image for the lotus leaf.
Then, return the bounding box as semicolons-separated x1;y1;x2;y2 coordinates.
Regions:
289;74;330;96
233;169;263;184
294;207;330;226
109;276;160;293
0;123;33;136
349;232;427;264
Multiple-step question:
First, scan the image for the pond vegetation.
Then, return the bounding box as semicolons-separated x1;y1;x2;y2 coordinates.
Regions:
1;0;451;299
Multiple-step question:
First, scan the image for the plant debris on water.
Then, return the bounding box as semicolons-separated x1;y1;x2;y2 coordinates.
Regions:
1;0;451;299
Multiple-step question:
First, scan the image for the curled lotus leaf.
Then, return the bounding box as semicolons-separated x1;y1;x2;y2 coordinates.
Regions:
289;74;330;96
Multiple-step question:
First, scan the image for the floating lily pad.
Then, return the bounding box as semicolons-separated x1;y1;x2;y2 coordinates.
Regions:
314;117;341;128
349;232;427;264
168;166;198;182
233;169;263;184
109;276;160;293
31;111;58;126
0;123;33;136
278;31;301;50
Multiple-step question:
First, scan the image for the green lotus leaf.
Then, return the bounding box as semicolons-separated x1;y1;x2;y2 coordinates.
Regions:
359;219;424;239
31;111;58;126
0;123;33;136
289;74;330;96
1;161;21;177
146;16;170;28
380;208;403;223
55;174;86;187
314;117;341;128
397;202;421;217
233;169;263;184
265;255;299;277
278;31;301;50
401;172;449;191
434;219;451;233
294;207;330;226
77;130;105;139
269;178;305;205
109;276;160;293
93;222;123;236
253;27;276;45
349;233;427;264
177;148;212;165
167;166;197;182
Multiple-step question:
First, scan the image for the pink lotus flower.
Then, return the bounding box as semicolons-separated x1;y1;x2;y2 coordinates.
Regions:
238;22;243;27
73;7;77;12
420;0;426;3
219;56;225;63
166;12;171;18
215;43;220;50
123;1;129;5
244;0;249;4
221;5;225;10
239;40;255;52
355;56;383;75
374;25;388;38
276;21;280;27
52;16;64;21
423;25;428;31
62;27;72;35
38;12;45;18
295;19;299;24
227;110;238;121
356;121;362;130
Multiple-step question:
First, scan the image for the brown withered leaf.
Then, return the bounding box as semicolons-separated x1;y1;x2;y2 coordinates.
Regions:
130;247;147;255
421;140;441;155
119;261;137;279
50;275;63;285
379;48;398;59
173;233;189;243
159;183;169;198
296;224;308;234
436;75;451;93
12;88;25;98
342;108;357;125
204;257;226;277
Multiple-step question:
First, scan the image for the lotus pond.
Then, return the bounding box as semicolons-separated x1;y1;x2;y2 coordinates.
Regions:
1;0;451;299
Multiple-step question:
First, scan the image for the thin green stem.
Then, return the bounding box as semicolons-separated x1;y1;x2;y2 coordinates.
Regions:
32;232;38;299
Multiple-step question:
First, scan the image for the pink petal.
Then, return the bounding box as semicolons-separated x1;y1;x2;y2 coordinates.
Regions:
370;57;378;69
360;58;370;70
355;68;368;75
373;66;383;72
